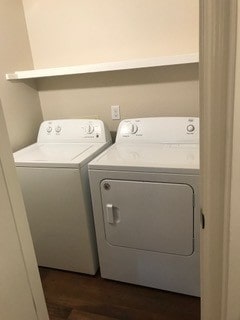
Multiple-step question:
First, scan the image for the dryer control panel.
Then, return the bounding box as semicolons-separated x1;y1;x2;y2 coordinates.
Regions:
116;117;199;144
38;119;111;143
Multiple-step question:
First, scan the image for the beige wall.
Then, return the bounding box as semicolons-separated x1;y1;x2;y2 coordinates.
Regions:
22;0;199;68
21;0;199;132
37;64;198;132
0;0;42;152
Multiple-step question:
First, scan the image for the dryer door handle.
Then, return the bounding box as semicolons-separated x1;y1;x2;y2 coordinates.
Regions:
106;204;114;224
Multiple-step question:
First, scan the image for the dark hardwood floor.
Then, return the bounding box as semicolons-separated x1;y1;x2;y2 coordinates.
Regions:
39;267;200;320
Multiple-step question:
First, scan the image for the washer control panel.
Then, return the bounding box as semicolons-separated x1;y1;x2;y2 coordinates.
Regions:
38;119;111;143
84;124;94;134
116;117;199;144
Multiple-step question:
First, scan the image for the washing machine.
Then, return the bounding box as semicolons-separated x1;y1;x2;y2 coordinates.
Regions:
88;117;200;295
14;119;111;274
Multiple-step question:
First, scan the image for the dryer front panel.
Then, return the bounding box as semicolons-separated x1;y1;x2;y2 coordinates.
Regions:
101;180;194;256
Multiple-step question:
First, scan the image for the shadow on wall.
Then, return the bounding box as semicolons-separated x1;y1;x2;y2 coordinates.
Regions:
34;63;199;133
36;64;199;91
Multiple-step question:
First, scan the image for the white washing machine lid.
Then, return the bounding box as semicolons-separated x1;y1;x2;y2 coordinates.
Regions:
14;142;109;168
88;142;199;174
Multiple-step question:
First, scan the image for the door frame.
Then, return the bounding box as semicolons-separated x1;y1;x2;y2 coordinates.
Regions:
200;0;240;319
0;101;49;320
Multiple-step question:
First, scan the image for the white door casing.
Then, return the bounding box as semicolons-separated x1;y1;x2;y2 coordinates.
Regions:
0;101;49;320
221;1;240;319
200;0;239;319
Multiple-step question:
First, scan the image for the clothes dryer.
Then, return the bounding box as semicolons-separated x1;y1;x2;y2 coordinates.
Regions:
14;119;111;274
88;117;200;295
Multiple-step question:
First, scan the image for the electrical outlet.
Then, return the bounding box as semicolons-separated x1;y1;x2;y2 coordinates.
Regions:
111;105;121;120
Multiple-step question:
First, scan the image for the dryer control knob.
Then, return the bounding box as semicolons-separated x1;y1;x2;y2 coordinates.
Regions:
85;124;94;134
55;125;62;133
187;124;195;133
125;123;138;134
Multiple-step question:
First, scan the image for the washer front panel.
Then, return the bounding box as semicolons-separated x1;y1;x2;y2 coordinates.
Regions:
17;166;98;274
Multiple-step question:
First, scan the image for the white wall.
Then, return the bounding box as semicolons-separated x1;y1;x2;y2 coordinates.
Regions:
0;0;43;151
22;0;199;131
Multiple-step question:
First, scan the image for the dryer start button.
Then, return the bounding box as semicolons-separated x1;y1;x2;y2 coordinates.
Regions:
187;124;195;133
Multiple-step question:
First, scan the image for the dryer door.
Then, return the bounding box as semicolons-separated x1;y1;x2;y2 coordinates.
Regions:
101;180;194;256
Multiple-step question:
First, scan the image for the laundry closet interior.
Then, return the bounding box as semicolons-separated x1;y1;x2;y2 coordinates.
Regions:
1;1;200;319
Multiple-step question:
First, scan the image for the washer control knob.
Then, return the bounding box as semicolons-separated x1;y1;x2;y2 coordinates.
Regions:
46;126;52;133
85;124;94;134
55;125;62;133
125;123;138;134
187;124;195;133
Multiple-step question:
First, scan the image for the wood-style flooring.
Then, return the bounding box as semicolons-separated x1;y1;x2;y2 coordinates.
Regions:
39;267;200;320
